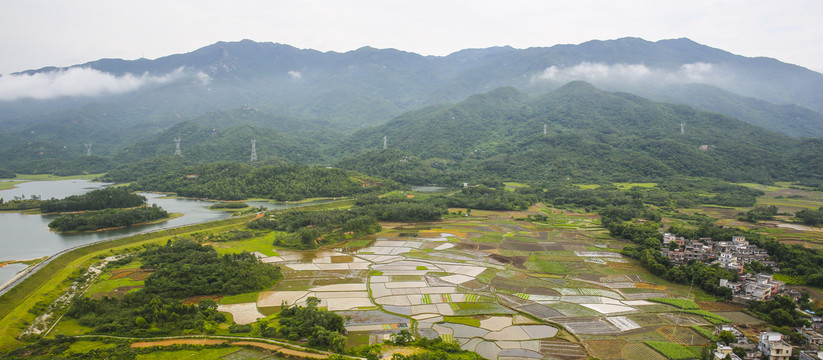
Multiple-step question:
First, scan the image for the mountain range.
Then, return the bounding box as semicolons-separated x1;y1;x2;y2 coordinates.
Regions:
1;37;822;181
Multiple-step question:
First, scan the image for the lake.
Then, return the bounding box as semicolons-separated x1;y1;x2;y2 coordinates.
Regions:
0;179;333;285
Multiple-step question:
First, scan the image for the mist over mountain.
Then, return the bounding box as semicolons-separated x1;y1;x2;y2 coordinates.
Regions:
337;82;809;184
1;37;822;176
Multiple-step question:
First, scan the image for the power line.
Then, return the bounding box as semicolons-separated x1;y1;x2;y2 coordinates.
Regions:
250;139;257;162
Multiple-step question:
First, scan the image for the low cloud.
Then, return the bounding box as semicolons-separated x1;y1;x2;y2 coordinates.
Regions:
195;71;212;85
288;70;302;79
0;67;188;100
532;62;726;87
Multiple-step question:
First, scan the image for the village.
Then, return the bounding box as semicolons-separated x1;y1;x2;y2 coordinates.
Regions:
662;233;823;360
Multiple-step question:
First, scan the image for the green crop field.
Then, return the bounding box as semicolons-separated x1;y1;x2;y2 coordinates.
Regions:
219;292;260;305
648;298;700;310
644;341;700;360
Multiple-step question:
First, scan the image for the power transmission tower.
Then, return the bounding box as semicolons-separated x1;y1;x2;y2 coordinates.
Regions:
174;138;182;156
250;139;257;162
680;122;685;135
383;136;387;150
85;143;92;156
543;124;547;135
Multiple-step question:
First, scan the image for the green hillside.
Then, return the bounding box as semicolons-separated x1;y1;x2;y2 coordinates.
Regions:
338;82;814;184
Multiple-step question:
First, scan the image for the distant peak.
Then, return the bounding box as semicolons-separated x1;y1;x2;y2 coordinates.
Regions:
555;80;600;92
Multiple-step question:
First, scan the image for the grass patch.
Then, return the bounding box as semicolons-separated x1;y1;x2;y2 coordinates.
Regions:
66;340;117;354
450;302;513;316
219;292;259;305
344;239;373;248
443;316;480;327
0;181;26;191
644;341;699;360
648;298;700;310
211;234;281;256
0;215;253;351
690;326;718;341
85;277;144;296
135;347;242;360
504;182;528;191
14;173;105;181
682;310;729;324
614;182;658;189
526;258;568;274
773;273;805;285
50;318;94;336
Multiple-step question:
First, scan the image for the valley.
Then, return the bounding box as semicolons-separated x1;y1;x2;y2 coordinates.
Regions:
2;37;823;360
2;180;823;359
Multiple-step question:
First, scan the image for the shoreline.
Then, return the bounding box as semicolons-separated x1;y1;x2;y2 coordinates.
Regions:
50;213;185;233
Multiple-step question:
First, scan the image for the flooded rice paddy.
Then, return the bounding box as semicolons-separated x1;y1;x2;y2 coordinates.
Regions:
211;209;724;360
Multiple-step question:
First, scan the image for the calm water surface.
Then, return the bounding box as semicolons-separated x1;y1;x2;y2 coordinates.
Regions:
0;180;337;284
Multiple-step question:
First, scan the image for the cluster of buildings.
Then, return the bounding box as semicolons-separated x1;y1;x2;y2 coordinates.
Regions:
661;234;784;302
711;326;823;360
661;234;772;271
719;273;785;302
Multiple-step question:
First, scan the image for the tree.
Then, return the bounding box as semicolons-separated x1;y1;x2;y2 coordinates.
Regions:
198;299;218;311
732;347;746;358
718;330;736;345
391;329;414;345
768;308;794;327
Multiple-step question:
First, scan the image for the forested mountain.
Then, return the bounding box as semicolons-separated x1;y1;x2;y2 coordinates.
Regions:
112;116;325;164
1;38;823;175
337;82;816;184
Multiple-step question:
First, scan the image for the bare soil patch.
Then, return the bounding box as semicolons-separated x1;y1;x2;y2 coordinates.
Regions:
586;339;625;359
90;285;141;299
696;300;743;312
109;268;153;281
501;241;545;252
487;253;528;269
524;286;561;296
181;295;223;305
230;341;327;359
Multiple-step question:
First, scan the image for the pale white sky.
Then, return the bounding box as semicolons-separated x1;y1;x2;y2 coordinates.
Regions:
1;0;822;74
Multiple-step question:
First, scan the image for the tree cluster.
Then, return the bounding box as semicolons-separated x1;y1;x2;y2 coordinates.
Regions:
66;295;224;337
47;205;169;232
274;297;347;352
121;162;396;201
795;206;823;226
39;188;146;213
140;239;282;298
432;185;534;211
249;208;384;249
63;240;279;337
736;205;778;223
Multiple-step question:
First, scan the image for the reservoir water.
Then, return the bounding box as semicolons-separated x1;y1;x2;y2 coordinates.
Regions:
0;179;333;285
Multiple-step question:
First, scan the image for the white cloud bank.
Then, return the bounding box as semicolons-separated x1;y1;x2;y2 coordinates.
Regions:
0;67;188;100
532;62;728;86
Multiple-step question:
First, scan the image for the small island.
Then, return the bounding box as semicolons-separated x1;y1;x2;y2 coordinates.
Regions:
47;204;172;232
11;187;178;232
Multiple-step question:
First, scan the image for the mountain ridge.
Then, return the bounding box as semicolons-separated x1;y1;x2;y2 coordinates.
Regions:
2;37;823;175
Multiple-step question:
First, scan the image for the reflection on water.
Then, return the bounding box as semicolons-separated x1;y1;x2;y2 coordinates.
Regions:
0;181;349;285
0;263;27;287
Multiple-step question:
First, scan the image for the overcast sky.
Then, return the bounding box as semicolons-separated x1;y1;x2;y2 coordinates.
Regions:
1;0;822;75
